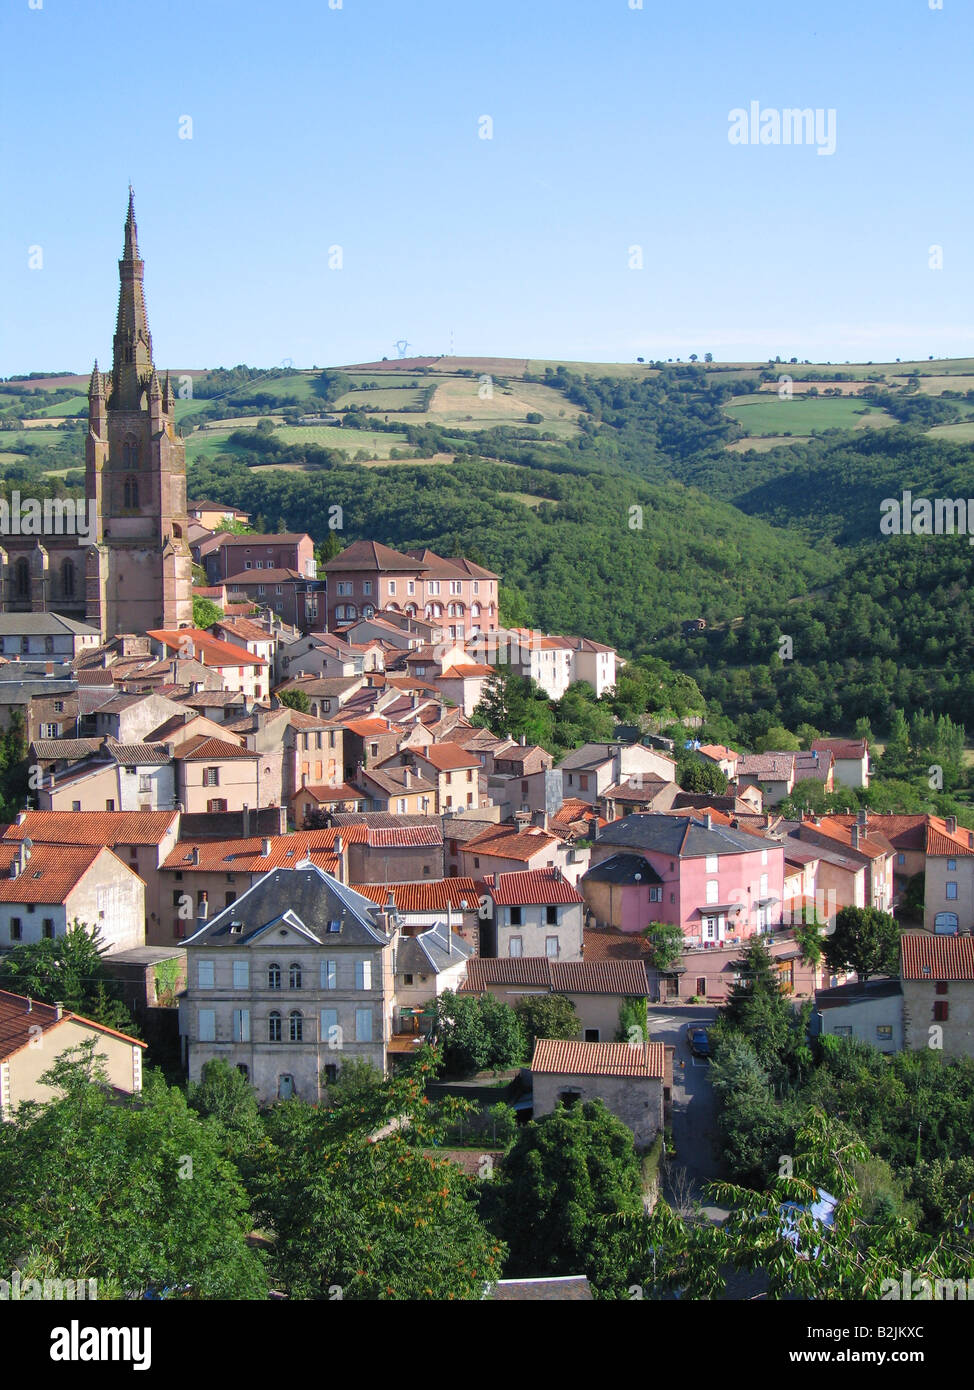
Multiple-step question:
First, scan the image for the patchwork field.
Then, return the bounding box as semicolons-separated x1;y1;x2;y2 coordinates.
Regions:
723;393;894;437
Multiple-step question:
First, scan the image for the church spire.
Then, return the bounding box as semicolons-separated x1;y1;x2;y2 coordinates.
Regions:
111;186;154;408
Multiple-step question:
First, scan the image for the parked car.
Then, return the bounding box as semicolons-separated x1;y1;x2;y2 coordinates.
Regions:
687;1025;711;1058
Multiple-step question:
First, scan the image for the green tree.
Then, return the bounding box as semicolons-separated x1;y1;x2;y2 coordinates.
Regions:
754;725;801;753
514;994;580;1053
192;595;223;629
642;921;684;972
823;906;900;982
487;1100;643;1278
432;990;524;1076
277;688;311;713
0;922;138;1035
677;757;728;795
0;1044;266;1298
615;996;650;1043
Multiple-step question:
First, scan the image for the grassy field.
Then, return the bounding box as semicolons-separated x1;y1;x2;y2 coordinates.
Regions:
724;394;894;437
725;435;813;453
426;376;582;436
925;422;974;443
332;387;427;411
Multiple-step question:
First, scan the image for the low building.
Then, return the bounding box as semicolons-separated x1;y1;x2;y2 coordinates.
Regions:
0;989;145;1117
901;933;974;1058
811;738;870;790
813;977;904;1053
460;956;648;1042
530;1038;665;1146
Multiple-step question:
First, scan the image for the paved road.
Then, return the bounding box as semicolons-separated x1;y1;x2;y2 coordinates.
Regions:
646;1006;729;1222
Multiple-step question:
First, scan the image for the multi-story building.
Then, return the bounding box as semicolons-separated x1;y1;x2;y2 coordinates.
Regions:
182;862;396;1102
198;532;316;585
901;933;974;1059
479;867;585;961
0;838;145;955
146;629;269;701
325;540;499;641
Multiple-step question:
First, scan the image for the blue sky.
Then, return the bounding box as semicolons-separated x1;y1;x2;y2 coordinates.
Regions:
2;0;972;374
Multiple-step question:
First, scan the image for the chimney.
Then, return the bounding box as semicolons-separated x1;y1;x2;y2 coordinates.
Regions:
532;809;548;830
262;837;272;857
334;833;344;883
242;804;251;838
197;891;208;920
587;815;599;842
851;825;860;850
446;900;454;955
26;997;32;1013
54;1002;63;1020
946;815;958;835
857;809;868;827
520;734;526;747
191;846;200;866
703;812;712;830
404;767;411;789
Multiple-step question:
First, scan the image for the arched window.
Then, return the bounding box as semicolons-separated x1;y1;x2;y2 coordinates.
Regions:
123;475;139;509
288;1010;304;1042
14;558;29;598
123;437;138;469
61;559;75;599
268;963;281;990
289;962;303;989
471;603;480;617
268;1011;282;1042
405;604;417;617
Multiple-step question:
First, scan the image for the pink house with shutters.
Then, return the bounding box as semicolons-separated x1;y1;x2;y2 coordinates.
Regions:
582;812;785;948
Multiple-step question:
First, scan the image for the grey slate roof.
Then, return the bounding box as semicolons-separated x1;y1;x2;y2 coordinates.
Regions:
185;864;389;947
0;613;99;636
582;852;663;885
595;812;765;858
30;738;103;762
396;921;472;975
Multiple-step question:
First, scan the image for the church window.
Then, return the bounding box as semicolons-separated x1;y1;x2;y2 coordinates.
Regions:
14;559;29;598
123;438;138;470
62;559;75;598
124;476;139;509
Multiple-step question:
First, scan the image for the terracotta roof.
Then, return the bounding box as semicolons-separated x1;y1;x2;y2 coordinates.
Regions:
147;629;267;668
0;843;125;903
483;868;582;905
416;742;481;771
698;744;740;762
901;934;974;982
358;766;437;797
462;823;560;862
737;753;795;779
403;547;498;580
350;878;479;912
325;539;427;573
216;618;274;643
925;816;974;858
438;664;495;679
582;926;655;967
811;738;868;760
4;810;178;847
171;736;257;761
461;956;647;996
162;831;351;872
0;988;144;1062
531;1038;665;1079
294;783;364;804
367;825;442;848
552;798;602;827
341;718;395;738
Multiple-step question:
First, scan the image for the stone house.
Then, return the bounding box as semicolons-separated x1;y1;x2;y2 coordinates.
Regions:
0;839;145;955
460;956;648;1042
530;1038;665;1147
813;977;903;1053
901;933;974;1058
182;863;395;1103
479;867;584;961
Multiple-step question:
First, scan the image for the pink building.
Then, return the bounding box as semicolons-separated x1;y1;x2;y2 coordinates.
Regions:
324;540;499;641
582;812;784;949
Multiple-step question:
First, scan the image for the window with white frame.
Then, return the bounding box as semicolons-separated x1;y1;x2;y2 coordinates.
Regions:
705;854;718;874
649;885;662;902
760;874;768;898
761;848;769;866
355;959;372;990
545;936;559;957
508;936;523;957
268;1011;282;1041
288;1010;304;1042
706;879;719;905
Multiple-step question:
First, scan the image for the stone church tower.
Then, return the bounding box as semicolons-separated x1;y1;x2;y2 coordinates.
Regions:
84;190;193;637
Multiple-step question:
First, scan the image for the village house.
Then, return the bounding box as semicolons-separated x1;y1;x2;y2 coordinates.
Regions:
198;531;316;585
813;978;904;1053
0;613;101;662
918;814;974;936
735;752;796;806
224;568;325;631
901;933;974;1059
792;813;894;914
479;867;585;961
584;812;785;948
0;989;145;1118
147;629;270;701
172;736;263;814
382;742;483;813
556;742;676;804
350;877;481;952
2;809;180;948
530;1038;665;1147
354;763;438;815
186;500;251;530
387;921;473;1058
181;863;395;1102
37;740;175;814
0;839;145;955
212;617;277;673
460;956;648;1042
810;737;870;790
697;744;741;780
325;540;499;641
459;820;590;885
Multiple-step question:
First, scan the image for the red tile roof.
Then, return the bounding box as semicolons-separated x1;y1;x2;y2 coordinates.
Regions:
162;831;346;873
925;815;974;857
350;878;479;912
531;1038;664;1079
901;934;974;982
172;736;258;761
147;629;267;668
460;956;647;995
462;823;560;862
416;742;481;771
4;810;178;847
0;843;126;903
0;988;144;1061
483;868;582;905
